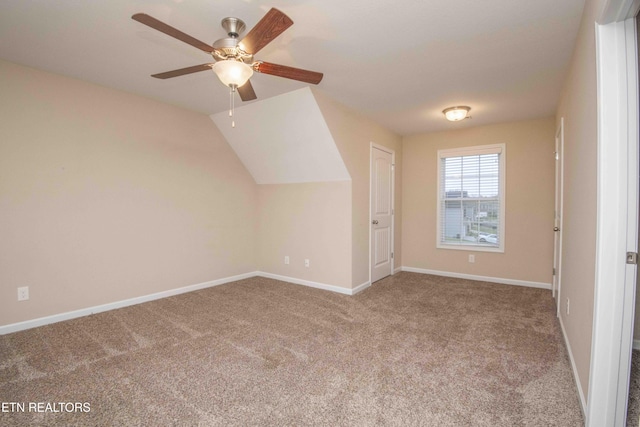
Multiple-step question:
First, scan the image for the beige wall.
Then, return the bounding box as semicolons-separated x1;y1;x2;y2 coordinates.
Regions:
555;0;605;401
245;89;404;291
313;89;403;287
0;60;258;326
0;60;404;329
402;118;556;284
257;182;352;288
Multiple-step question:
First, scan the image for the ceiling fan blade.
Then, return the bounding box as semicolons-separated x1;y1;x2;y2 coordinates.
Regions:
151;64;214;79
240;8;293;54
237;80;257;101
132;13;213;53
254;62;323;84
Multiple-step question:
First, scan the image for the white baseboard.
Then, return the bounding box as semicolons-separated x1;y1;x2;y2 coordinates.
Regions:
559;315;588;418
401;266;552;290
352;280;371;295
634;339;640;350
393;266;403;274
256;271;361;295
3;268;546;336
0;272;256;335
1;271;372;335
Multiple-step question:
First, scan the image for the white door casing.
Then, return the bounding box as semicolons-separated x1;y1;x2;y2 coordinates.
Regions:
370;145;394;283
553;118;565;315
588;4;639;425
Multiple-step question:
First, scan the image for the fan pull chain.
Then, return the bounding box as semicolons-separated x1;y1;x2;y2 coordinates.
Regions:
228;85;236;128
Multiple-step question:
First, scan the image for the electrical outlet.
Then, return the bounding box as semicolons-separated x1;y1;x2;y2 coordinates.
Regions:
304;259;310;268
468;254;475;263
17;286;29;301
284;256;290;265
566;298;570;315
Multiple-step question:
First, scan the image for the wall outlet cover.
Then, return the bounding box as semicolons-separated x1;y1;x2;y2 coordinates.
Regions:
17;286;29;301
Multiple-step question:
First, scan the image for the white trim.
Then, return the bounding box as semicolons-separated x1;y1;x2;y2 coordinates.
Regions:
432;243;505;253
0;272;256;335
560;314;588;417
437;144;504;158
1;272;372;335
553;118;565;315
589;16;639;427
256;271;359;295
394;266;403;274
599;0;640;24
400;266;551;290
352;280;372;295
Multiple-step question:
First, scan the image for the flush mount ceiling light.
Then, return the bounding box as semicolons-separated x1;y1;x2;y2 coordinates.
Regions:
443;106;471;122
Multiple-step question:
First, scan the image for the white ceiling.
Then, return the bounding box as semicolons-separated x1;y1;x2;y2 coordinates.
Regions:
0;0;585;136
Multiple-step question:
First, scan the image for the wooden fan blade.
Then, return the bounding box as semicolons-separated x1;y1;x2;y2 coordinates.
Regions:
237;80;257;101
132;13;213;53
254;62;323;84
151;64;214;79
240;8;293;54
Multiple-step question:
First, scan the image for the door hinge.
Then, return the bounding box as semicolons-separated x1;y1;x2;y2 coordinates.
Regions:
553;267;556;276
627;252;638;265
391;252;394;259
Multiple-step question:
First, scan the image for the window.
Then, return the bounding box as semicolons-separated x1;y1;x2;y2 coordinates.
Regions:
437;144;505;252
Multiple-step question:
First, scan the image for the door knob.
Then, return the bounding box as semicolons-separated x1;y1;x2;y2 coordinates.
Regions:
372;220;379;225
554;227;560;231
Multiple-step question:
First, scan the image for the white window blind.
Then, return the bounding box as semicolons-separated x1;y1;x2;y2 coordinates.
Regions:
437;144;505;252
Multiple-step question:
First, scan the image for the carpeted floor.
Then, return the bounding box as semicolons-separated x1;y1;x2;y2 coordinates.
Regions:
628;350;640;427
0;272;584;426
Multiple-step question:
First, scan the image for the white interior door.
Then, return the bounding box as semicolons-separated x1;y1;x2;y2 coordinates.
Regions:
371;145;394;283
553;118;564;316
588;13;639;425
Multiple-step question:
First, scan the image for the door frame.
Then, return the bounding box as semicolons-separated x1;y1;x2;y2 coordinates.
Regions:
369;143;395;284
553;118;565;315
588;1;640;425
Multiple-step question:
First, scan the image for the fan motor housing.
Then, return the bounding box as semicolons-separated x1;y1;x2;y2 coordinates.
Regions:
221;17;245;38
212;17;252;62
211;38;253;62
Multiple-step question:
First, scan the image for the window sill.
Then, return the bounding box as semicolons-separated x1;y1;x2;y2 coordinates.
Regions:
437;243;504;253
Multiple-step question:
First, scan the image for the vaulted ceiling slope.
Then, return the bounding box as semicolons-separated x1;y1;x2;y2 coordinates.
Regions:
0;0;585;135
211;88;350;184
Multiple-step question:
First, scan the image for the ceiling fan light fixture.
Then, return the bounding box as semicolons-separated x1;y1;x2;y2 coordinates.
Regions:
212;60;253;88
443;106;471;122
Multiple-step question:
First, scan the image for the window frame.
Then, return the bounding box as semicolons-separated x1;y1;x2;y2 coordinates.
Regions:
436;143;506;253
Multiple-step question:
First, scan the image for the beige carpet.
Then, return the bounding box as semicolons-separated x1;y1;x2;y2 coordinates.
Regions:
0;272;583;426
628;350;640;427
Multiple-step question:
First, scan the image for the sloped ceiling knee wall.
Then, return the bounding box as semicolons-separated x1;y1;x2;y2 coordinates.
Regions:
210;87;351;184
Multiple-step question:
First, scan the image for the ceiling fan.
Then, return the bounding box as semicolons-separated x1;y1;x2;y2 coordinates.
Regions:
131;8;323;103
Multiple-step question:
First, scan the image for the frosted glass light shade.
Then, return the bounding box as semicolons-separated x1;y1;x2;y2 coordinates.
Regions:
443;106;471;121
212;60;253;87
